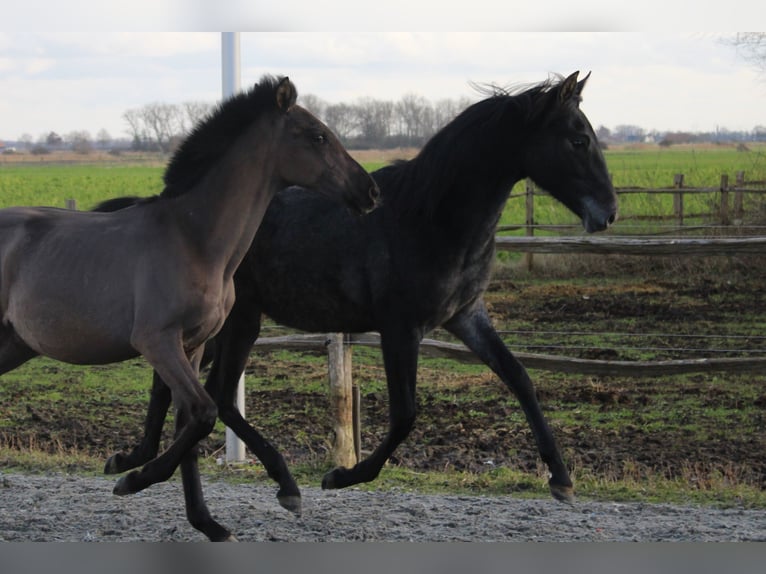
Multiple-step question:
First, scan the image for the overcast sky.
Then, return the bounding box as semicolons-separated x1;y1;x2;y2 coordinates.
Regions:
1;7;765;142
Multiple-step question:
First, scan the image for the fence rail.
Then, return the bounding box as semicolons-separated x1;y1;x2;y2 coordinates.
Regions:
500;170;765;240
495;235;766;255
254;332;766;378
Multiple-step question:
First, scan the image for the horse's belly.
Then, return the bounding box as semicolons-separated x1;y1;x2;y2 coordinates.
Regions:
6;299;137;365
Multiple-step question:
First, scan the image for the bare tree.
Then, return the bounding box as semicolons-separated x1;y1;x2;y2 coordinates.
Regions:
66;131;93;154
123;108;148;149
141;103;185;153
182;101;214;133
324;102;357;141
726;33;766;76
46;132;63;147
395;93;432;141
18;133;34;150
298;94;327;119
97;129;112;148
353;97;394;143
433;97;470;133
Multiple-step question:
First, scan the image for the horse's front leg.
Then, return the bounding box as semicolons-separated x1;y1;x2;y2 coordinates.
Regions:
112;336;218;495
104;340;219;474
178;442;234;541
322;326;420;490
114;340;233;541
444;302;574;503
170;346;233;541
104;370;171;474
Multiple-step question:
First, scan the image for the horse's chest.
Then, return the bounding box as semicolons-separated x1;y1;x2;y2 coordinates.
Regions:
178;279;235;349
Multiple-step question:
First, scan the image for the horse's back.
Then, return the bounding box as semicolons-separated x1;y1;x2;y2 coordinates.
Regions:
244;182;490;335
246;188;387;332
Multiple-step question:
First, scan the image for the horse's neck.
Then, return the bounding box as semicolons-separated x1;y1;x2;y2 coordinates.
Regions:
430;167;521;249
176;144;278;277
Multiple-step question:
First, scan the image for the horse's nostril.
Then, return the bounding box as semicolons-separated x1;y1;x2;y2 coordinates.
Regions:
607;212;617;226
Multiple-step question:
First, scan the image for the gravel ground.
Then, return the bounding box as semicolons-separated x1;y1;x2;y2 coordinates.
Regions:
1;471;765;542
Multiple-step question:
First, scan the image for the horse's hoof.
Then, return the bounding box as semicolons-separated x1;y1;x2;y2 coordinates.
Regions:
112;473;139;496
278;494;302;516
549;482;575;504
103;453;122;475
321;470;338;490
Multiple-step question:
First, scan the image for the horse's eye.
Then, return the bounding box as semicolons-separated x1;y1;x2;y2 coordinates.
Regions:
313;133;327;145
571;136;589;149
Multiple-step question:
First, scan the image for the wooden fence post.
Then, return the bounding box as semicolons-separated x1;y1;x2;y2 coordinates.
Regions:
734;171;745;221
720;174;730;226
673;174;684;227
65;199;77;210
524;179;535;271
327;333;357;468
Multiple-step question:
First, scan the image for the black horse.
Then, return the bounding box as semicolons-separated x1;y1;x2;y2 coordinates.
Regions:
102;71;617;524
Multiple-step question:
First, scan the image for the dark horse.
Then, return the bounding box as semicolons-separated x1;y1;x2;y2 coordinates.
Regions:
102;72;617;524
0;75;379;541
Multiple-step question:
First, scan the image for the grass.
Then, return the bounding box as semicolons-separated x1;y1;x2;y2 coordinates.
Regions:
3;144;766;225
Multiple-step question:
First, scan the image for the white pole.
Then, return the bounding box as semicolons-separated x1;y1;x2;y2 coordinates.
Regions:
221;32;246;463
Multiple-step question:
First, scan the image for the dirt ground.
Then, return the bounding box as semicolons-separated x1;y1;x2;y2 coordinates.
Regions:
1;471;765;542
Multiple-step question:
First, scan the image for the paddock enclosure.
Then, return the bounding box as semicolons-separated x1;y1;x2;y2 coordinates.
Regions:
1;153;766;541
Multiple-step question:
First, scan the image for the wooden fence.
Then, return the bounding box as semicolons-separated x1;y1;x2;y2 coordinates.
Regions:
502;170;766;235
242;172;766;465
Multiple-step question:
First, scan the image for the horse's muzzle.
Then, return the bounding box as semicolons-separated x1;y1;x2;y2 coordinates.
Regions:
582;197;618;233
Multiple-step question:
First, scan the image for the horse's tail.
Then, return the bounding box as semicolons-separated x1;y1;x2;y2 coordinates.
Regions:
92;195;159;213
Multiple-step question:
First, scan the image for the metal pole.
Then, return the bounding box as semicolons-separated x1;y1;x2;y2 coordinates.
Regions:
222;32;246;463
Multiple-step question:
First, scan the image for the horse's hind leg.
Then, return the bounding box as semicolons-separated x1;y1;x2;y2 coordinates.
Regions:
104;370;170;474
204;306;301;513
322;325;420;490
444;302;573;503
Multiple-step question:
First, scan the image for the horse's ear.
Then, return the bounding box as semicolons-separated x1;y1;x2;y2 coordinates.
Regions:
276;77;297;112
575;71;591;98
558;71;580;104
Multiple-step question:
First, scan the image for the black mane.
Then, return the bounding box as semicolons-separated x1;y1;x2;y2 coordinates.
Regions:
161;75;287;198
375;77;563;218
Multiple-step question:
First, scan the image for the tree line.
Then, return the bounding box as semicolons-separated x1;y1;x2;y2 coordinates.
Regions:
117;92;475;152
8;90;766;156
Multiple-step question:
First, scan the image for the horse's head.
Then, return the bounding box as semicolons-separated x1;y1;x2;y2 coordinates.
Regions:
522;71;617;233
271;77;380;215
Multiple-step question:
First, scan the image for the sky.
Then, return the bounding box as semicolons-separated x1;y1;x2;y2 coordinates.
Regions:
1;5;765;142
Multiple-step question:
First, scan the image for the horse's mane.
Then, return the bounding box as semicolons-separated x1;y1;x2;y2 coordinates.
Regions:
376;75;567;218
161;75;287;198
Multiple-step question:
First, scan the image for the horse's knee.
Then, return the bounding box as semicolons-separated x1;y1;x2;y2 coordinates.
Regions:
216;404;240;427
183;401;218;436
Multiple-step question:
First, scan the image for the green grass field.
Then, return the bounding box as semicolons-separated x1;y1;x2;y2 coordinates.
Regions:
0;164;163;211
2;144;765;222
